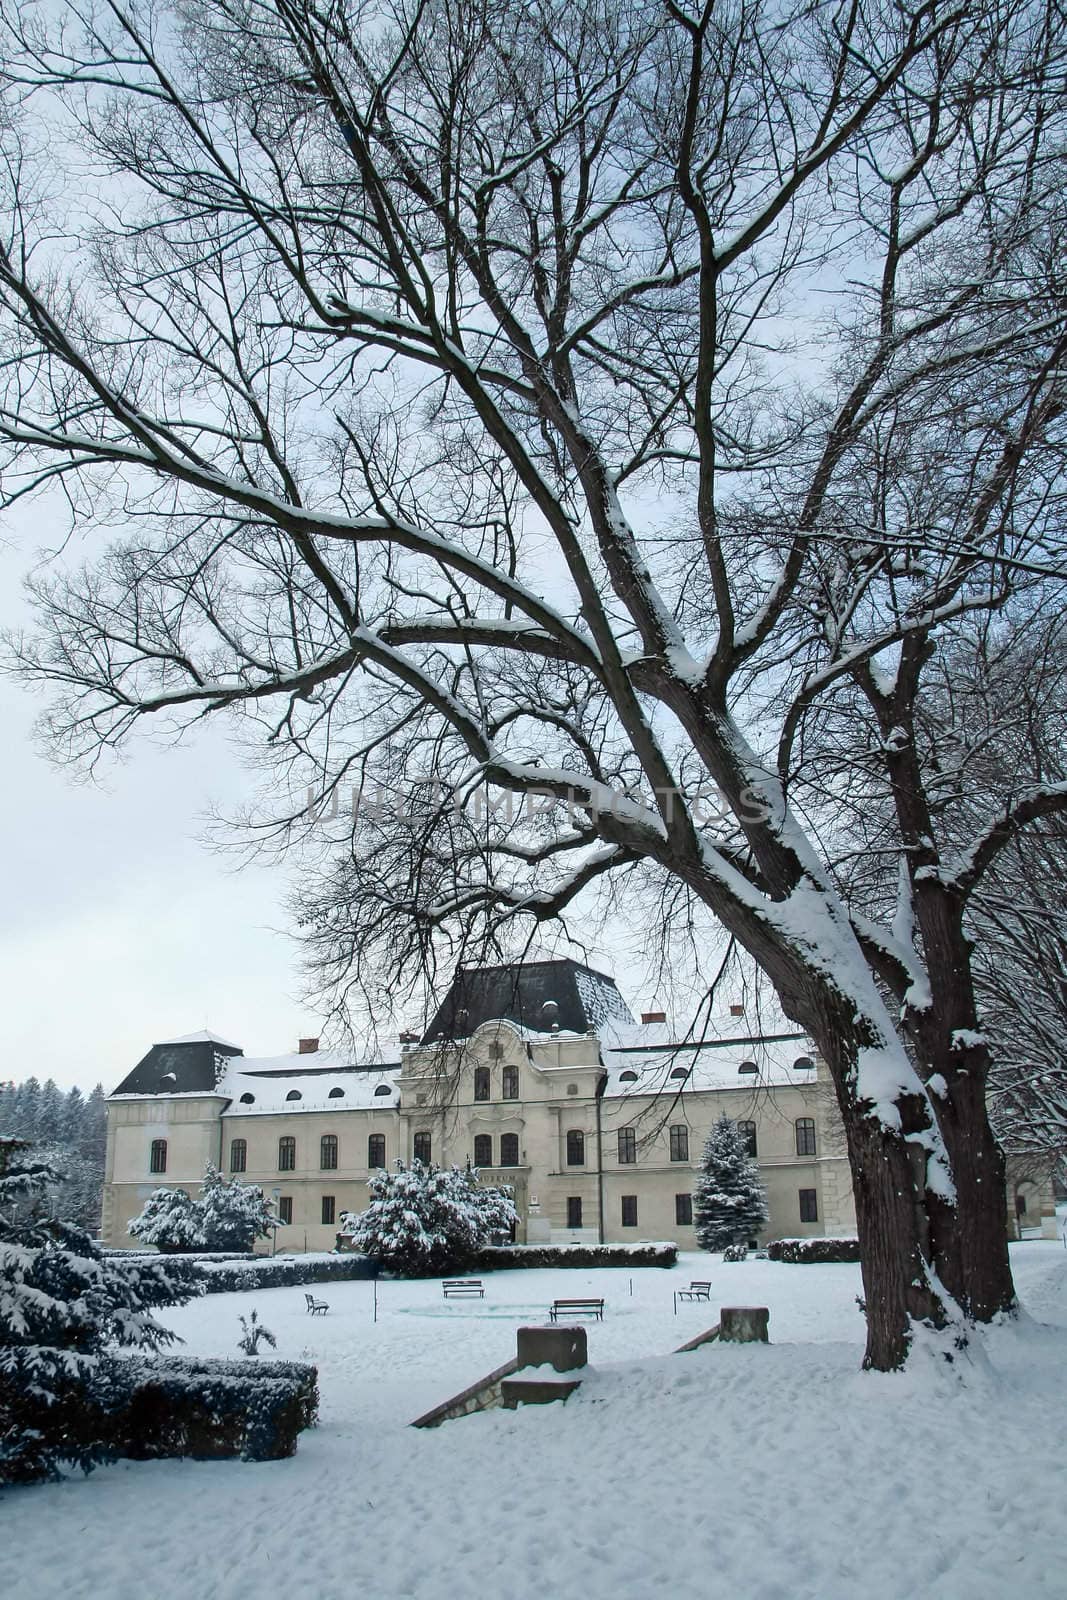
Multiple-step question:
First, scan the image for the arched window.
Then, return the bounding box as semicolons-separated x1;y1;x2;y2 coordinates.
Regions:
793;1056;815;1072
737;1120;758;1158
320;1133;338;1171
374;1084;392;1097
566;1129;585;1166
278;1135;296;1171
149;1138;167;1175
368;1133;386;1169
501;1065;519;1100
670;1067;689;1081
619;1070;639;1083
669;1125;689;1162
413;1131;431;1164
285;1089;302;1102
239;1092;255;1104
795;1117;817;1157
473;1133;493;1166
230;1138;247;1173
473;1066;491;1101
328;1086;345;1099
738;1060;759;1075
500;1133;519;1167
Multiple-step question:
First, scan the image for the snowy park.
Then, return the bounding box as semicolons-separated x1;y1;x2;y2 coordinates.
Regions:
6;1241;1066;1600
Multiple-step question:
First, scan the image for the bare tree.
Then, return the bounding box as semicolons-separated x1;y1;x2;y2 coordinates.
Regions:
1;0;1065;1368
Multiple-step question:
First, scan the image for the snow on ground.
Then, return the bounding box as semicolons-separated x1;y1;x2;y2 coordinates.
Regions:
5;1243;1066;1600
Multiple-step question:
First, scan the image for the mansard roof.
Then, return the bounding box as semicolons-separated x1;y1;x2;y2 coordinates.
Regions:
420;958;633;1044
111;1035;243;1096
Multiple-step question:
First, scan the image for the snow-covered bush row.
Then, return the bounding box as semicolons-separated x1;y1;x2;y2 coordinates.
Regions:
766;1237;861;1263
102;1249;258;1262
195;1255;378;1293
99;1354;318;1462
468;1242;678;1271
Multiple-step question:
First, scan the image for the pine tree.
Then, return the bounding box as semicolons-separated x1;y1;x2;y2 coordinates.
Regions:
126;1186;204;1253
197;1166;278;1252
343;1160;518;1276
693;1117;769;1253
1;1136;200;1484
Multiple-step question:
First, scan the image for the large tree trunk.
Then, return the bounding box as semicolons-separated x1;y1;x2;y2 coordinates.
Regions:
928;1059;1016;1321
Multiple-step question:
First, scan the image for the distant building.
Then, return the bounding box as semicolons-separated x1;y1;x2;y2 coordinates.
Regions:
102;959;856;1251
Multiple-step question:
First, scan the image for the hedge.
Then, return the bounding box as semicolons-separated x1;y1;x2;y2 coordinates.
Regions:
98;1354;319;1462
195;1254;379;1293
765;1236;861;1263
466;1241;677;1272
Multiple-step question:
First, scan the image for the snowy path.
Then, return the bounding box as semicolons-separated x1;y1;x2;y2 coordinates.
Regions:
5;1244;1066;1600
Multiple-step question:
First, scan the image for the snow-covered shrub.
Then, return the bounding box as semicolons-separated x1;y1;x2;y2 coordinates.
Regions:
126;1166;279;1253
723;1243;748;1262
197;1255;378;1293
766;1237;861;1263
342;1160;518;1276
237;1309;277;1356
100;1355;317;1462
0;1136;201;1485
694;1117;769;1252
469;1242;677;1271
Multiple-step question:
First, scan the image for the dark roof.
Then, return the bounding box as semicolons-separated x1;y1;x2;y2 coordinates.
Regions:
420;959;633;1044
111;1038;243;1096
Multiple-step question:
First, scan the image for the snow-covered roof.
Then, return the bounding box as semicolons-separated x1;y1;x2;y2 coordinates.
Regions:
219;1048;402;1115
601;1031;817;1098
156;1029;243;1050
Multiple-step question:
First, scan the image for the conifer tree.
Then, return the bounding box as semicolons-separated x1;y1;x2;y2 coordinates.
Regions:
693;1117;769;1253
1;1136;199;1484
342;1160;518;1276
197;1166;279;1253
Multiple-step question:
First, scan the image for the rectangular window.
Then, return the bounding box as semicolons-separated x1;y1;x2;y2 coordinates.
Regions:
413;1131;432;1165
738;1120;758;1158
566;1196;583;1229
473;1066;490;1101
795;1118;817;1157
675;1193;693;1226
501;1066;519;1100
229;1138;247;1173
367;1134;386;1169
278;1136;296;1172
799;1188;818;1223
320;1134;338;1171
621;1194;638;1227
499;1133;519;1167
473;1133;493;1166
566;1129;585;1166
669;1125;689;1162
617;1127;636;1164
321;1195;336;1226
278;1196;293;1225
149;1139;167;1175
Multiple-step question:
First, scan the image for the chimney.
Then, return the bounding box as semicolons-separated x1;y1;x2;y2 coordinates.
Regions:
641;1010;667;1025
399;1031;420;1045
298;1037;320;1055
729;1004;745;1017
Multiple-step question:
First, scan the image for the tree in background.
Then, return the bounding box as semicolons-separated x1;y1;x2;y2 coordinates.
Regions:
694;1118;769;1254
0;1076;109;1234
342;1161;518;1277
3;0;1066;1367
127;1166;279;1253
0;1136;200;1484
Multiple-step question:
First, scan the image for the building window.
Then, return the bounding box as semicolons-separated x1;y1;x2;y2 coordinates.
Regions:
675;1193;693;1226
567;1196;583;1229
738;1120;757;1158
413;1131;432;1165
795;1117;817;1157
499;1133;519;1167
321;1195;336;1226
474;1066;491;1101
473;1133;493;1167
799;1188;818;1223
488;1042;504;1061
285;1090;302;1101
669;1125;689;1162
368;1133;386;1169
239;1092;255;1104
621;1195;638;1227
566;1129;585;1166
230;1138;247;1174
328;1087;345;1099
320;1133;338;1171
278;1136;296;1172
618;1127;637;1164
278;1196;293;1225
502;1065;519;1100
374;1084;392;1098
149;1139;167;1175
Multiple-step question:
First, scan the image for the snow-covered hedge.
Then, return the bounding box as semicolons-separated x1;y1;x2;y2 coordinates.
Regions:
468;1242;678;1271
194;1254;379;1293
766;1237;861;1263
100;1354;318;1462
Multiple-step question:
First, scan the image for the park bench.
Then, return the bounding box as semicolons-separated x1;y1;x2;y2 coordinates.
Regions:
443;1279;485;1299
304;1292;329;1315
675;1281;712;1302
549;1298;605;1322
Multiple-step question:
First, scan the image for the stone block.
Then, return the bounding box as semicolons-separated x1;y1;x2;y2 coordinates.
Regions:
500;1376;582;1409
516;1324;588;1372
719;1306;770;1343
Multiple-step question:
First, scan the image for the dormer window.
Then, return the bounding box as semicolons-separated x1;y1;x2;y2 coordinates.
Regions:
239;1092;255;1104
328;1086;345;1098
158;1072;177;1091
669;1067;689;1081
619;1070;639;1083
374;1084;392;1097
285;1090;302;1101
793;1055;815;1071
738;1061;759;1075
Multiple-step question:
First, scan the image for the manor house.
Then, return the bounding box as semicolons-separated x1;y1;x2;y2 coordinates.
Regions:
102;958;857;1251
